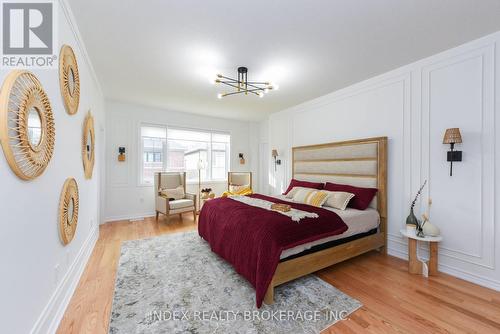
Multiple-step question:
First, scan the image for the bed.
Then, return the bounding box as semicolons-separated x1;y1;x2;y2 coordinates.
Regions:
198;137;387;306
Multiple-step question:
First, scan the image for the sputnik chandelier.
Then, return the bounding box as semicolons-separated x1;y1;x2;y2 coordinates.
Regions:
214;66;278;99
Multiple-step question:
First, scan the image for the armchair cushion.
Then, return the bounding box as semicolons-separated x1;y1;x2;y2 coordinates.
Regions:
159;185;185;200
169;199;194;210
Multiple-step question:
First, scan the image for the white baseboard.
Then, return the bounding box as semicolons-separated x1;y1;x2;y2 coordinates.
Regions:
30;225;99;334
387;239;500;292
104;212;156;223
438;263;500;291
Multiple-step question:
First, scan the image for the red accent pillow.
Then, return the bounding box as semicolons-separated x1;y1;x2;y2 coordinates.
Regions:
283;179;324;195
324;182;378;210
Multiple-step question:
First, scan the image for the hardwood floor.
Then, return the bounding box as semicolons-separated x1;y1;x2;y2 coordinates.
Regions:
57;216;500;333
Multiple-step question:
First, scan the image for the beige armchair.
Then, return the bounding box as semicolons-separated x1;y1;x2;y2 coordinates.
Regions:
154;172;196;223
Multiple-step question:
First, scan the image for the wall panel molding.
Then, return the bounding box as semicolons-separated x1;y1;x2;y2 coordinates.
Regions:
420;44;495;269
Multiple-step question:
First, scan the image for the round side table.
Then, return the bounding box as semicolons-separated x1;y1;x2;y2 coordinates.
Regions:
400;229;442;277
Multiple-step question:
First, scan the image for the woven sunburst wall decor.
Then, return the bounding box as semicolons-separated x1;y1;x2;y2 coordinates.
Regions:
59;44;80;115
82;111;95;179
59;178;79;245
0;70;56;180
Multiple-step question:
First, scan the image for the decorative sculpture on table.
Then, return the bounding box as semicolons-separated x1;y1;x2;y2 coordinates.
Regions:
0;70;55;180
421;198;441;237
406;180;427;237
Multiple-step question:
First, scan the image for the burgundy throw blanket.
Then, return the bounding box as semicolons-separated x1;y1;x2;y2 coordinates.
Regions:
198;194;348;307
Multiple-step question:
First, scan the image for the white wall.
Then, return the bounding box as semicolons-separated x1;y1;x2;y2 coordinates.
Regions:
105;100;258;221
257;120;270;195
266;31;500;291
0;2;105;333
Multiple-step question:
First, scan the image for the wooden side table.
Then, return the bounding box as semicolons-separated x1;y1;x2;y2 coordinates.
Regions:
400;229;442;277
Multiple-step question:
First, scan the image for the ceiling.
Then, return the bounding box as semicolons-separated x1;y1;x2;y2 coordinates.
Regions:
68;0;500;121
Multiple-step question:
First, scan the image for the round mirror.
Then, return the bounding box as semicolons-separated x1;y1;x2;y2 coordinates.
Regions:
27;107;42;148
58;178;79;245
86;129;92;160
67;197;74;224
68;67;75;97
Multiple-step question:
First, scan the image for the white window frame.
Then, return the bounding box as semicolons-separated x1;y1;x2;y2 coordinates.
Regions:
138;124;167;186
138;123;231;186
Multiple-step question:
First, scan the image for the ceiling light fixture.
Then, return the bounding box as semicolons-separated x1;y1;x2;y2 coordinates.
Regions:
214;66;277;98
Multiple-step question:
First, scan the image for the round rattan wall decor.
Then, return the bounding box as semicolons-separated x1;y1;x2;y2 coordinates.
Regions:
82;111;95;179
59;44;80;115
0;70;56;180
59;178;79;245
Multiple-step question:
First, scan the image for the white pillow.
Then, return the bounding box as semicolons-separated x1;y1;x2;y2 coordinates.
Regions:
292;188;330;207
323;191;355;210
285;186;307;199
160;186;185;200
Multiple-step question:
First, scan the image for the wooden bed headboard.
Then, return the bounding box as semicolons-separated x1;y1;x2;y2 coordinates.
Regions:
292;137;388;238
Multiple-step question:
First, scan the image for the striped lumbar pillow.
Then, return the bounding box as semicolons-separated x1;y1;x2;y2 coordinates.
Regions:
323;191;355;210
292;188;330;207
285;186;308;199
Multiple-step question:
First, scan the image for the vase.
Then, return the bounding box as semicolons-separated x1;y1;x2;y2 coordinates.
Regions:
406;207;418;228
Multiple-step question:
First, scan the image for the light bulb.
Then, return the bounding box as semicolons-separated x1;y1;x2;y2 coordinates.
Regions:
216;74;222;78
217;93;223;99
258;92;264;98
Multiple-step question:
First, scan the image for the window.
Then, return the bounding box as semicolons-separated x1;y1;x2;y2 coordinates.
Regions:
140;126;167;185
140;125;230;185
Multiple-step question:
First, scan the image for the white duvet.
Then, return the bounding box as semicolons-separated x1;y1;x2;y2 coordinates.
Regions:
271;195;380;259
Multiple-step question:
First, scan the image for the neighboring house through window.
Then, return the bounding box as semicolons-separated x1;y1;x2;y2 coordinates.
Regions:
140;125;230;185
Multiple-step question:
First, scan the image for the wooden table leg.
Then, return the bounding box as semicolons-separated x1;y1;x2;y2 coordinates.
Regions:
408;238;422;274
429;242;439;276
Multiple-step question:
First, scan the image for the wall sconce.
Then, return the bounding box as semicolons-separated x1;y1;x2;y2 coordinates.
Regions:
271;149;281;171
443;128;462;176
118;147;126;162
238;153;245;165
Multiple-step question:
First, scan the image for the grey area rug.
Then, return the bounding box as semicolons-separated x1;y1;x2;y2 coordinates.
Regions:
109;231;362;334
